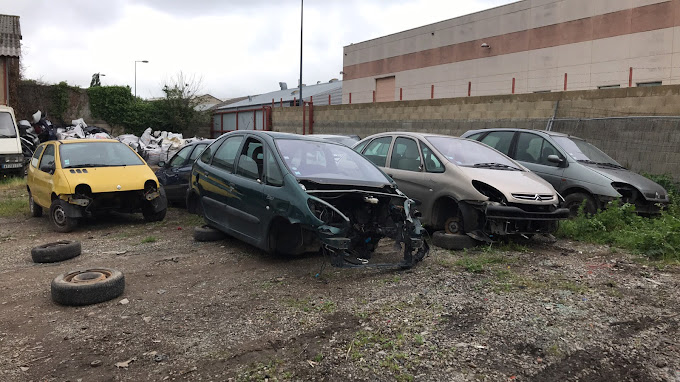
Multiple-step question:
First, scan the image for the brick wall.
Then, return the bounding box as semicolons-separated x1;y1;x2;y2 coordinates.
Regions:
272;85;680;180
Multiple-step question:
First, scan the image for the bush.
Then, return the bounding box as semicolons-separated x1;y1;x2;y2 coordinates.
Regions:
557;196;680;262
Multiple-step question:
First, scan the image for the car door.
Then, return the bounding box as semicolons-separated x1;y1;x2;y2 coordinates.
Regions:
360;136;393;168
200;135;244;232
385;137;429;202
417;140;447;224
225;136;267;244
512;132;565;191
159;145;193;200
32;143;57;207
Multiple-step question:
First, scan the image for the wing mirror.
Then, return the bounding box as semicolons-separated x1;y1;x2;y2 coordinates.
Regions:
158;161;166;168
547;155;566;167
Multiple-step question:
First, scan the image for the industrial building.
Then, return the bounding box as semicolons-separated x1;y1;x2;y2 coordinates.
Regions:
342;0;679;103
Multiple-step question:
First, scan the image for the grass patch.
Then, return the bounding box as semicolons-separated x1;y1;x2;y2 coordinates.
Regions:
0;197;27;217
0;176;25;190
454;253;512;273
558;194;680;262
141;236;158;244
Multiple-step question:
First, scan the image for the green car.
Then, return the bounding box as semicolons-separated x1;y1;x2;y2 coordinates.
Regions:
187;131;428;268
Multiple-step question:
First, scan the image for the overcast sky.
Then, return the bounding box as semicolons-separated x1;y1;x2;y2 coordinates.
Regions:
2;0;514;101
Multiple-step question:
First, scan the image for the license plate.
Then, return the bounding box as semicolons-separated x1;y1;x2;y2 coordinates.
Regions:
1;163;22;169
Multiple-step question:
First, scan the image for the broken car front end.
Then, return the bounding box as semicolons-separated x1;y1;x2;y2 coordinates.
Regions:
303;183;429;269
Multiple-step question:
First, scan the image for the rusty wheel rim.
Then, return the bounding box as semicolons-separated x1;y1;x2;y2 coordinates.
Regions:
64;269;112;284
444;217;461;234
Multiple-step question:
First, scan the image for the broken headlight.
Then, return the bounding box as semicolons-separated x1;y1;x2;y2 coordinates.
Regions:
472;180;506;204
307;197;348;226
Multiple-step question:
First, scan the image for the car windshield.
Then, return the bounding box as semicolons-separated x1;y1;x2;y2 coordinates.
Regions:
59;142;145;168
276;139;389;184
426;136;520;169
0;112;18;138
552;136;620;166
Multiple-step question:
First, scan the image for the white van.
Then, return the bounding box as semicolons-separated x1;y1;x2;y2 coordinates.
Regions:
0;105;24;177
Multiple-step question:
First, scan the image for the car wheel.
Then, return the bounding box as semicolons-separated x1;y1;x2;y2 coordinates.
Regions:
444;216;463;234
49;200;78;233
193;225;225;242
31;240;81;263
431;231;478;250
51;268;125;306
29;192;42;217
143;205;167;222
564;193;597;218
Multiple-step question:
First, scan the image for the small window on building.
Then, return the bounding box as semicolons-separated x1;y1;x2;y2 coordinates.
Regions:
637;81;662;87
598;85;620;89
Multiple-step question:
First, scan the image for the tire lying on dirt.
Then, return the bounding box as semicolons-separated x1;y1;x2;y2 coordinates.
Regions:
51;268;125;306
31;240;81;263
193;225;225;242
431;231;479;251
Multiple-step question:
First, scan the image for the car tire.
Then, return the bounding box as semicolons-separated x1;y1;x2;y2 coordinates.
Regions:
51;268;125;306
444;216;463;234
49;199;78;233
143;206;167;222
564;193;597;218
432;231;479;250
31;240;81;263
193;225;225;242
29;192;42;218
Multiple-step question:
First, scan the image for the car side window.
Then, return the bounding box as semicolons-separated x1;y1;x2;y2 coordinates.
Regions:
169;146;192;167
200;144;213;164
516;133;546;164
265;146;284;187
390;137;421;171
466;132;483;140
480;131;514;156
362;136;392;167
419;141;444;173
39;144;55;173
31;145;45;168
212;136;244;172
236;138;263;181
189;144;207;161
353;140;369;154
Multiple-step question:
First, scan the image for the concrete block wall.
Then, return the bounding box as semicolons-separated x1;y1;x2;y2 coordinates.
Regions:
272;85;680;179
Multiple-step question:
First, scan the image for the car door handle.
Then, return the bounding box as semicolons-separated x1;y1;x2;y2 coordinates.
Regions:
266;195;274;201
386;173;394;177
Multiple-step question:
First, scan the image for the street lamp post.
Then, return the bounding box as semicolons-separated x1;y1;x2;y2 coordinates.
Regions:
134;60;149;98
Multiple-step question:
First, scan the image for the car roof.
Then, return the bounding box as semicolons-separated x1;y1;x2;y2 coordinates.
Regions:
462;128;574;138
359;131;475;141
219;130;350;143
56;139;120;144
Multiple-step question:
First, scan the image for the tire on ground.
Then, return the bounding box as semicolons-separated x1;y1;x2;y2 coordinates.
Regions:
51;268;125;306
31;240;81;263
193;225;225;242
431;231;479;250
564;192;597;218
49;199;78;233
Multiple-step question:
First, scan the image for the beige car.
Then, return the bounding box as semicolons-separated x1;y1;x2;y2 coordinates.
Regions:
353;132;569;242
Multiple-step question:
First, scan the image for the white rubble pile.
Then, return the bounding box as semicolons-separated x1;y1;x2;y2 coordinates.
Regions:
56;118;113;140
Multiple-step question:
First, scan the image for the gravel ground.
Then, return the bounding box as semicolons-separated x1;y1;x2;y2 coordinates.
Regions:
0;192;678;381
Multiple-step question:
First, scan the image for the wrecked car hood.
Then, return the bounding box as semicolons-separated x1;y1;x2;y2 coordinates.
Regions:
458;166;557;196
59;165;157;193
581;164;668;200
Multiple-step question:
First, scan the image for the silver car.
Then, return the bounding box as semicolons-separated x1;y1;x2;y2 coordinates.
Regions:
461;128;669;216
353;132;569;242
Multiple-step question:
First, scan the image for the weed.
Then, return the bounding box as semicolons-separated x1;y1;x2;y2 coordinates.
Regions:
455;254;510;273
312;353;323;362
414;333;424;346
558;197;680;262
141;236;157;244
0;197;26;217
317;300;336;313
0;177;26;190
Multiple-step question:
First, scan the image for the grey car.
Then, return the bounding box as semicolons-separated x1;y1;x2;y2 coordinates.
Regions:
461;128;669;216
353;132;569;242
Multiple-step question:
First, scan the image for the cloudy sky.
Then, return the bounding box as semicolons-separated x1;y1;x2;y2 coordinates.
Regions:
2;0;514;100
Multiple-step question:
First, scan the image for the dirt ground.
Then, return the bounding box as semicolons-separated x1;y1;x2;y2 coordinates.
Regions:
0;196;679;381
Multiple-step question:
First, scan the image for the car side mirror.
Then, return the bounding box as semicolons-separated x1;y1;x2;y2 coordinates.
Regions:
547;155;563;164
158;161;166;168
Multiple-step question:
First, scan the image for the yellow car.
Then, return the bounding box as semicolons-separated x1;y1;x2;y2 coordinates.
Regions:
27;139;168;232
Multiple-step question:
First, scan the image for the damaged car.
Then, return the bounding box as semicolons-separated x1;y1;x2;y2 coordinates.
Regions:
462;128;670;216
353;132;569;243
27;139;167;232
186;131;428;268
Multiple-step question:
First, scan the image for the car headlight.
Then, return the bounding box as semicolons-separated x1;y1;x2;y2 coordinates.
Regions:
472;180;506;203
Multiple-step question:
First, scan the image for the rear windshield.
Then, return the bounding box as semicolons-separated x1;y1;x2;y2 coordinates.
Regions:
276;139;389;184
59;142;145;168
0;112;17;138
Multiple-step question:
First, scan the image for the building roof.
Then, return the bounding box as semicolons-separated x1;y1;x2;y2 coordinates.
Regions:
0;14;21;58
216;80;342;111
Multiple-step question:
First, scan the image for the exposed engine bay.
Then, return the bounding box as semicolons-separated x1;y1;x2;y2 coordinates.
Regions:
304;183;429;269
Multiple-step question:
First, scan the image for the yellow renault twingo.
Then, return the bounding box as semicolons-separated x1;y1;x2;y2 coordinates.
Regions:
27;139;167;232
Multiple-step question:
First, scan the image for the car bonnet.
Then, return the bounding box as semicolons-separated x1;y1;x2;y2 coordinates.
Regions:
458;166;557;199
62;165;157;193
579;163;668;200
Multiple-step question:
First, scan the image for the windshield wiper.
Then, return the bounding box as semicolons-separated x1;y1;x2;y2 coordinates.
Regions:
473;162;520;171
64;163;102;168
577;159;598;165
595;162;626;169
0;134;17;138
